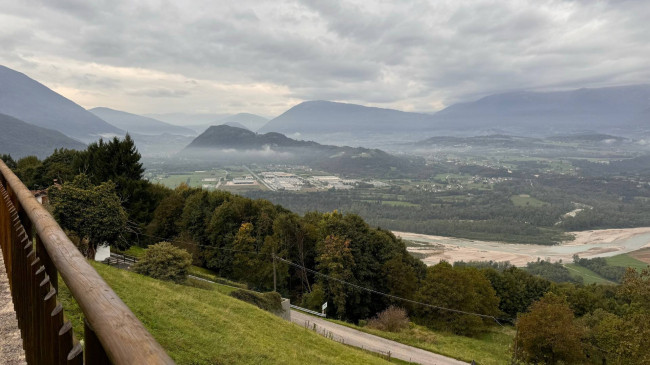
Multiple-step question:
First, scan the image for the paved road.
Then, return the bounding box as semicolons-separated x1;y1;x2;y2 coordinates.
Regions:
291;310;467;365
243;165;276;191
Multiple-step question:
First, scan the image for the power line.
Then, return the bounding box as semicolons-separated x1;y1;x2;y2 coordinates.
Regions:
276;256;513;325
131;230;514;325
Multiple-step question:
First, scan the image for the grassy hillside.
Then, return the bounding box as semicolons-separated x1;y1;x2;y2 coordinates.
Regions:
329;319;513;365
606;253;649;271
564;263;614;285
58;262;389;365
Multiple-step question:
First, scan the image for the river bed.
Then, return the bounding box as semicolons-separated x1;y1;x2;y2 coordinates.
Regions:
394;227;650;266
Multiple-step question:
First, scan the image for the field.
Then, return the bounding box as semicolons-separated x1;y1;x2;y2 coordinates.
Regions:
510;194;548;207
57;262;390;365
606;252;650;271
564;263;614;285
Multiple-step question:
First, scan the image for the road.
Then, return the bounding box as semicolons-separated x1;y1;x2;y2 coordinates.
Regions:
242;165;276;191
291;310;468;365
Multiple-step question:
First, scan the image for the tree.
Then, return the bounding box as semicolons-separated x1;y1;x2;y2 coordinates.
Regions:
1;154;16;169
232;223;258;282
48;174;127;259
414;262;500;335
133;242;192;283
35;148;79;187
317;234;355;319
514;293;585;364
146;192;185;241
482;266;550;318
75;134;143;183
382;256;418;311
15;155;42;189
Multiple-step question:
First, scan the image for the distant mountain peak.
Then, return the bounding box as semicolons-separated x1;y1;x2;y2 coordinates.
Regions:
0;113;86;158
258;100;434;135
0;65;124;142
89;107;196;136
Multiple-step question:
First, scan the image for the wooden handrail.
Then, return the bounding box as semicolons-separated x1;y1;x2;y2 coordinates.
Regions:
0;160;174;364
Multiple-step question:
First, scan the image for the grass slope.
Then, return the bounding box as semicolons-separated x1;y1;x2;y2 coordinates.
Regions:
59;262;388;365
606;253;649;271
330;319;513;365
564;263;614;285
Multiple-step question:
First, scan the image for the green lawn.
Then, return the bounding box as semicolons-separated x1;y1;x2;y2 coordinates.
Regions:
119;245;146;258
329;319;514;365
58;262;389;365
564;263;614;285
359;199;420;207
605;254;649;271
510;194;547;207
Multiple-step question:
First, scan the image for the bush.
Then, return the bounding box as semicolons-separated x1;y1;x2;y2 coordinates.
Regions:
514;293;585;364
229;289;282;313
132;242;192;283
367;306;410;332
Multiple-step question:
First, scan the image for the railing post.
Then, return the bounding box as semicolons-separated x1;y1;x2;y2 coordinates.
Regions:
85;318;112;365
43;287;57;364
37;234;58;292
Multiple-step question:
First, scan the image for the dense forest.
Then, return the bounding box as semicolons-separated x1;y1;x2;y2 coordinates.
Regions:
244;172;650;244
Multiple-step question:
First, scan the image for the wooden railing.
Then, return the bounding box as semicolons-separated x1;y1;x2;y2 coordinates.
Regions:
0;160;175;365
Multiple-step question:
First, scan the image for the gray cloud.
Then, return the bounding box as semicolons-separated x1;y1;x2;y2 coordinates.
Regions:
0;0;649;116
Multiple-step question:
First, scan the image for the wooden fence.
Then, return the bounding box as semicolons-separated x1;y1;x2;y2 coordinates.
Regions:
0;160;174;364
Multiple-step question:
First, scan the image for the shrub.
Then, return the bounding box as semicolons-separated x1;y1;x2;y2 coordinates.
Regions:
132;242;192;283
367;306;410;332
514;293;585;364
229;289;282;313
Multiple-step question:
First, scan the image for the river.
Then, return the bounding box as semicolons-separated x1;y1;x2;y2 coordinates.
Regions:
394;227;650;266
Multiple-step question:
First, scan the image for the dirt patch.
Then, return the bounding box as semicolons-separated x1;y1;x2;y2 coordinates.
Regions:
565;227;650;246
629;247;650;264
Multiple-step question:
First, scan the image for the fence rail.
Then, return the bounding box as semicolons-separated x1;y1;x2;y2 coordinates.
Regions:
0;160;175;364
290;304;326;317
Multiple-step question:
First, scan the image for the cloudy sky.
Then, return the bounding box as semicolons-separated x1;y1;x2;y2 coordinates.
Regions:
1;0;649;118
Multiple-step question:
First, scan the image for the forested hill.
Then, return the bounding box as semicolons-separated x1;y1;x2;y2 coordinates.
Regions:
185;125;320;149
182;125;424;177
0;113;86;158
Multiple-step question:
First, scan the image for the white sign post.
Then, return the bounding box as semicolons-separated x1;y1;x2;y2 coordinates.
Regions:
321;302;328;315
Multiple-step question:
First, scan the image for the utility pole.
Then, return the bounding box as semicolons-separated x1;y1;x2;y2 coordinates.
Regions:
272;252;277;292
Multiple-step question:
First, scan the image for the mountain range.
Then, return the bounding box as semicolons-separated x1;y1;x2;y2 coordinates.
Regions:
259;85;650;141
1;64;648;158
89;107;196;136
433;85;650;136
0;65;123;142
0;113;86;158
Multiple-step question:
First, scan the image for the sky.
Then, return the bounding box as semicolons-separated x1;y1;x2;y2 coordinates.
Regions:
1;0;649;118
